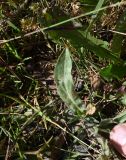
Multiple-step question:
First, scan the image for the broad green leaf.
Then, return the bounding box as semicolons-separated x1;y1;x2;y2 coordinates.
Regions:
100;64;126;80
111;9;126;57
99;118;116;129
79;31;109;48
46;25;119;62
72;30;119;62
114;109;126;123
100;65;113;80
54;48;85;114
39;8;119;62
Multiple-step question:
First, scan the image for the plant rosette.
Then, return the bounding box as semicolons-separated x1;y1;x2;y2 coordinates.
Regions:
110;123;126;157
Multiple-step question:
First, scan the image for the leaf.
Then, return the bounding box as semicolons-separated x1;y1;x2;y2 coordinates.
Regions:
79;0;98;5
114;109;126;123
97;138;110;158
79;0;99;12
46;26;119;62
39;7;120;62
7;21;20;32
95;0;105;10
100;65;113;80
87;0;105;31
100;64;126;80
7;0;17;8
54;48;85;114
86;103;96;115
111;9;126;57
79;31;109;49
99;118;116;129
78;31;119;62
120;94;126;106
5;43;21;59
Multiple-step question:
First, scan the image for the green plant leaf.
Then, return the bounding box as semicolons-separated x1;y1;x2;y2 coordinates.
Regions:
7;0;17;8
39;7;120;62
46;26;119;62
114;109;126;123
7;20;20;32
111;9;126;57
120;94;126;106
87;0;105;31
5;43;21;59
79;0;99;12
95;0;105;10
100;64;126;80
54;48;85;114
99;118;116;129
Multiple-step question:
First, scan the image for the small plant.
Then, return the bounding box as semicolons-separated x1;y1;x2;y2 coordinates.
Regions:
1;0;126;159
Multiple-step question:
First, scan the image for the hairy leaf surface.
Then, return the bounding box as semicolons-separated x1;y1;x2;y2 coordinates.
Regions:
54;48;85;114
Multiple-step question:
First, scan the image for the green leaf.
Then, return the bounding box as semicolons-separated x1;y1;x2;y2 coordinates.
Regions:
100;65;113;80
99;118;116;129
95;0;105;10
114;108;126;123
39;7;120;62
46;27;119;62
0;67;5;73
100;64;126;80
79;0;99;12
5;43;21;60
111;9;126;57
7;0;17;8
79;0;98;5
54;48;85;114
7;21;20;32
120;94;126;106
87;0;105;31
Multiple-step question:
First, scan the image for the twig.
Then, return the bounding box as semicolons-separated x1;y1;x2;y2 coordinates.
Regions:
109;29;126;36
5;138;10;160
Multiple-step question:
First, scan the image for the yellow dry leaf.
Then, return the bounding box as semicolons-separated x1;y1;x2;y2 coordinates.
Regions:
86;103;96;115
